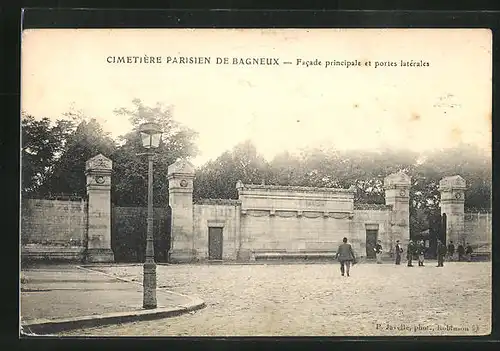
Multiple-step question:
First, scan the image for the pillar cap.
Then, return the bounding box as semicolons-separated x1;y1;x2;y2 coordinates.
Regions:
384;171;411;188
85;154;112;174
439;175;466;191
167;158;195;176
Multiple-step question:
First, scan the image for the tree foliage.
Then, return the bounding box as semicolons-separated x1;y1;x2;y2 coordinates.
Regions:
112;99;199;206
194;140;491;236
193;140;271;200
21;113;75;194
38;118;116;196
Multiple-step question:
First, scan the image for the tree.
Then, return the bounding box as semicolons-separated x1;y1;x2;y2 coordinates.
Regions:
21;113;75;194
414;143;491;212
38;118;116;196
267;151;304;186
112;99;199;206
193;140;271;200
193;142;491;237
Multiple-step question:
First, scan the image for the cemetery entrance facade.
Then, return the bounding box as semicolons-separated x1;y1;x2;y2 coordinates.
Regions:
167;160;418;263
21;155;479;264
166;160;470;263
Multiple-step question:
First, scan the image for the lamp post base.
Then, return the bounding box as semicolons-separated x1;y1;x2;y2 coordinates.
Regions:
143;261;157;309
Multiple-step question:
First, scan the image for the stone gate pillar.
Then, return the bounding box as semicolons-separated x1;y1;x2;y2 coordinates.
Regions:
85;154;114;262
439;175;466;245
384;172;411;247
167;159;196;263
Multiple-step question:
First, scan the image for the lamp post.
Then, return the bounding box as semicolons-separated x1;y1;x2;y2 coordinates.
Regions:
139;122;162;309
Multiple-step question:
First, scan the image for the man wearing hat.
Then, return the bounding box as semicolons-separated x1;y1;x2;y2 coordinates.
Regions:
395;240;403;265
437;239;447;267
417;240;426;266
407;240;415;267
375;240;383;264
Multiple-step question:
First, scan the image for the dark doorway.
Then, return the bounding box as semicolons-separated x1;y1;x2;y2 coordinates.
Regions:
365;229;378;258
208;227;223;260
440;213;447;243
428;211;446;259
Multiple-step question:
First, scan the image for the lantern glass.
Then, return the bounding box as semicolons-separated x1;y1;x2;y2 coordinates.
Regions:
139;122;162;149
140;132;152;148
150;133;161;148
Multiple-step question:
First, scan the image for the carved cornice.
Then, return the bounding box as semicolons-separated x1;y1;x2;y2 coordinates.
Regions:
236;182;356;194
240;208;354;219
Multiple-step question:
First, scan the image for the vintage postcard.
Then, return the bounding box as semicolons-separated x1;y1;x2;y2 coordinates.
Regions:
20;28;491;337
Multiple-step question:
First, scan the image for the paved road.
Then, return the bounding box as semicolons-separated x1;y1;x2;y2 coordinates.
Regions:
61;261;491;336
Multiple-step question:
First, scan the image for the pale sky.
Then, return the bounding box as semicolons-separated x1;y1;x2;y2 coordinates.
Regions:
21;29;492;167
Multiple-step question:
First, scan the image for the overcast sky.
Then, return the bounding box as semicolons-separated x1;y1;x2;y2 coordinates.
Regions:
21;29;491;167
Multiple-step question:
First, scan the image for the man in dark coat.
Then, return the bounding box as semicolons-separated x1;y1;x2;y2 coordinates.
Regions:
437;239;446;267
335;237;356;277
395;240;403;265
447;240;455;261
407;240;415;267
457;243;465;262
417;240;426;266
465;242;473;262
375;240;383;264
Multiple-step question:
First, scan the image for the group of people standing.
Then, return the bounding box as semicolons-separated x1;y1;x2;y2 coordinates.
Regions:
335;237;475;276
445;240;474;262
394;239;474;267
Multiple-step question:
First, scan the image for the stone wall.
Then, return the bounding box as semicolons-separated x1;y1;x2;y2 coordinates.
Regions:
464;212;492;250
21;198;87;261
240;212;353;252
21;154;115;263
193;199;240;260
237;182;357;258
353;204;393;257
177;178;409;261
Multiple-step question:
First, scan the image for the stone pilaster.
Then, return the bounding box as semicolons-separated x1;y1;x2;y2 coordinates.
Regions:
384;172;411;248
439;175;466;245
85;154;114;263
167;159;196;263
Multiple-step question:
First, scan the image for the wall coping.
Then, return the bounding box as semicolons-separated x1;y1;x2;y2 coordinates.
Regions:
464;210;492;214
236;182;356;194
194;198;241;206
354;203;393;211
22;196;86;202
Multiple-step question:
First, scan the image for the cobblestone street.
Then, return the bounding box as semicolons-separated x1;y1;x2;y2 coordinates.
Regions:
60;261;491;336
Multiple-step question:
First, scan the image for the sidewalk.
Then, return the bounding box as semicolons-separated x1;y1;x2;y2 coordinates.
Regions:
20;264;205;335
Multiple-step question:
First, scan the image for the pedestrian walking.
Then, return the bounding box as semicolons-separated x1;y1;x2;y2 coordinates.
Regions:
465;242;473;262
407;240;415;267
447;240;455;261
437;239;446;267
457;242;465;262
417;240;426;266
395;240;403;265
335;237;356;277
375;240;383;264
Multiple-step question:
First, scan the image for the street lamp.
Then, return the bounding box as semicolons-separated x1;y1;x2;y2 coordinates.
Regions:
139;122;162;309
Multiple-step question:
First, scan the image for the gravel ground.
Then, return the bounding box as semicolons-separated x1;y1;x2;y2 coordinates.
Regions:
60;261;491;336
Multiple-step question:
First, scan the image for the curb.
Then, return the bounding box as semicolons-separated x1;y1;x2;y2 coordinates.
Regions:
21;266;206;335
21;299;205;335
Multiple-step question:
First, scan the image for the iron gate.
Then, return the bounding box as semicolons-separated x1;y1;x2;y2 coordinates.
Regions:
111;205;171;263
